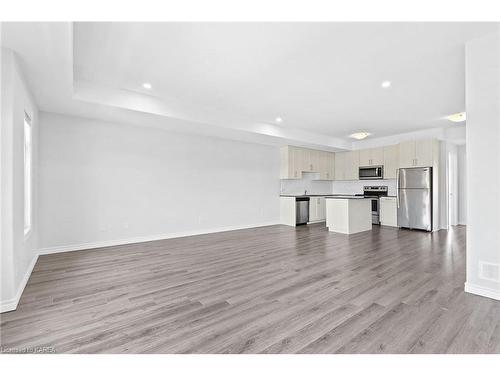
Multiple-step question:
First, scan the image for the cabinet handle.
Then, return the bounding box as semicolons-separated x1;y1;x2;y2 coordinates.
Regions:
310;164;313;171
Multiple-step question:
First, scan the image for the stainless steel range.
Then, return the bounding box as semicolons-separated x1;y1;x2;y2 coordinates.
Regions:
363;186;388;225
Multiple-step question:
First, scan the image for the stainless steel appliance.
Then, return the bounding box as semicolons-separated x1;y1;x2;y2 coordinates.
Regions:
359;166;384;180
295;197;309;225
397;167;433;231
363;186;388;225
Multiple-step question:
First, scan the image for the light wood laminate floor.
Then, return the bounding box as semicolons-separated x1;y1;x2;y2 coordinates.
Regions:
1;224;499;354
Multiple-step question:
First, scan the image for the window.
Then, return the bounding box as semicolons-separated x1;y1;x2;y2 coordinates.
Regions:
24;112;32;235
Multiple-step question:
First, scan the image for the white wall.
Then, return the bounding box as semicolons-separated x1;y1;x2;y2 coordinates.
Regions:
465;29;500;300
1;48;39;312
457;145;467;225
38;112;280;251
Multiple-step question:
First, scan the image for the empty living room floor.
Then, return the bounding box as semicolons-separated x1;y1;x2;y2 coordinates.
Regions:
1;224;499;353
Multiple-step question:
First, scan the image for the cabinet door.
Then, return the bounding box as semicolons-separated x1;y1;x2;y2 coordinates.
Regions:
359;149;371;166
334;152;346;180
327;152;335;180
318;197;326;221
294;147;305;174
310;149;321;172
415;139;433;167
288;147;301;178
309;197;318;222
317;151;328;179
380;198;398;227
345;151;359;180
371;147;384;166
399;141;416;168
383;144;399;179
280;146;288;179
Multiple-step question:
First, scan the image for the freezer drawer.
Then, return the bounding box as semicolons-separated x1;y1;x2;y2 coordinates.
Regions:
397;188;432;231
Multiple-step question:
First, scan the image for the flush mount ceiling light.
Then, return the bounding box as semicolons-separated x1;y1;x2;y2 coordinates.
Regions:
142;82;152;89
349;132;371;140
275;117;283;123
446;112;466;122
381;81;391;89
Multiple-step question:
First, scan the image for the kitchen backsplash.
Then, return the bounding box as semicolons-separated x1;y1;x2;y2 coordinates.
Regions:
281;172;397;196
332;179;397;196
280;172;334;195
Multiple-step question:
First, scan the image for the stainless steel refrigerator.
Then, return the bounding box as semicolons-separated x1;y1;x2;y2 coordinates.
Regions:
397;167;433;231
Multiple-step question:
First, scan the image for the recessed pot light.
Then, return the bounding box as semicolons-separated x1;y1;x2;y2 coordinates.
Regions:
446;112;466;122
381;81;391;88
143;82;152;89
349;132;371;140
275;117;283;123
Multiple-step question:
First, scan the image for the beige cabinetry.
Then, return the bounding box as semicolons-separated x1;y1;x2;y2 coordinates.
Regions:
280;146;334;180
280;146;300;179
383;144;399;179
415;139;434;167
380;197;398;227
345;151;360;180
334;151;359;181
334;151;346;180
280;139;437;182
359;147;383;166
309;197;326;222
399;139;435;168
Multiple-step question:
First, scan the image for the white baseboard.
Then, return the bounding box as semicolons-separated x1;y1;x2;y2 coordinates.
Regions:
0;254;39;313
464;282;500;301
38;221;281;256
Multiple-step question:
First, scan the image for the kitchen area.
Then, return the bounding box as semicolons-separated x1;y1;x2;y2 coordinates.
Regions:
279;140;440;234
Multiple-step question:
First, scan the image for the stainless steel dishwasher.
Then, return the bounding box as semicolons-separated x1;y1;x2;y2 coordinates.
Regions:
295;197;310;225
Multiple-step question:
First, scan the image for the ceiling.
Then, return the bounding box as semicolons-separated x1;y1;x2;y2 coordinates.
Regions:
2;22;498;149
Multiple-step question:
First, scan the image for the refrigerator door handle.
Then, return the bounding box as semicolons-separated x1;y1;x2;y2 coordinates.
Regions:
396;168;400;208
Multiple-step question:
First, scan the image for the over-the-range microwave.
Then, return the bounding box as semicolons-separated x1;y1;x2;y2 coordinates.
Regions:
359;166;384;180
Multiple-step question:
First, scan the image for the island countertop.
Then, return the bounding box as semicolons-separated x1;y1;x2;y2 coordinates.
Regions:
324;196;371;199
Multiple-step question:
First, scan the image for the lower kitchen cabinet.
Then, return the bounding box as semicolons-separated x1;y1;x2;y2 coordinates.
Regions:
309;197;326;222
380;197;398;227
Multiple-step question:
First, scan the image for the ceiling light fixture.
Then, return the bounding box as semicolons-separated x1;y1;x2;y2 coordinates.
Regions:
381;81;392;89
275;117;283;123
446;112;466;122
349;132;371;140
142;82;152;89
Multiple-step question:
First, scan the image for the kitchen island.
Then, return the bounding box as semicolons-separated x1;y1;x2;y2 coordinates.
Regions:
325;196;372;234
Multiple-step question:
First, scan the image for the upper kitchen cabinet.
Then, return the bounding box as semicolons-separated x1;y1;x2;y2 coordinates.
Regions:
399;139;436;168
359;147;383;167
280;146;301;179
326;152;335;180
317;151;335;180
383;144;399;179
415;139;434;167
280;146;335;180
304;149;321;173
334;151;346;180
335;151;359;181
345;151;360;180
